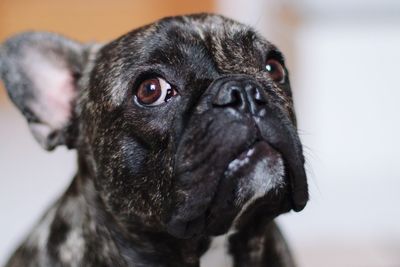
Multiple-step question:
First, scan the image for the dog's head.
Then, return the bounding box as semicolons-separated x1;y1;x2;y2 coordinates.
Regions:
0;14;307;238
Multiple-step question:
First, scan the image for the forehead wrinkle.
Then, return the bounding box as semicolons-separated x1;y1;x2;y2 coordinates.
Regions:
140;28;219;80
184;18;271;75
96;15;281;108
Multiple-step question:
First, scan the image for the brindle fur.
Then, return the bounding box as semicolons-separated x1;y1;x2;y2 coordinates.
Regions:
0;14;307;267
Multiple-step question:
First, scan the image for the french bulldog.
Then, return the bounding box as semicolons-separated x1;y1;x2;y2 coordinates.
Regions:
0;13;308;267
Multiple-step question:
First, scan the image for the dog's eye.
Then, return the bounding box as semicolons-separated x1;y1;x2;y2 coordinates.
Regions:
265;59;285;84
136;78;176;106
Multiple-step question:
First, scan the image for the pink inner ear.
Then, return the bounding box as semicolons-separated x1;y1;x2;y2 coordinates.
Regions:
24;51;77;130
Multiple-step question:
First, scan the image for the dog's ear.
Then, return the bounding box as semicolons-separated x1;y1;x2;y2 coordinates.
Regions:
0;32;95;150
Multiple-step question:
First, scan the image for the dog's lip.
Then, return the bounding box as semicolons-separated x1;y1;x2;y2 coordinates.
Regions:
223;139;265;175
203;140;286;235
166;140;306;239
221;139;307;212
167;114;309;238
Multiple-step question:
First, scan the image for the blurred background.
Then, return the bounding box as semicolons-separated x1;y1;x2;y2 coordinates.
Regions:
1;0;399;266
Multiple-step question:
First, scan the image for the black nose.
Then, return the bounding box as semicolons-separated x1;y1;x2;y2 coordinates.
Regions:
212;76;268;115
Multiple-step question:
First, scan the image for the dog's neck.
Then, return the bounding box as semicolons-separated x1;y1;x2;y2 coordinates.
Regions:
68;157;211;267
17;155;293;267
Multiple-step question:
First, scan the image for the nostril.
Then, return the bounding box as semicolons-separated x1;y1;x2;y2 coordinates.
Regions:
252;87;267;104
229;87;243;106
213;84;243;107
212;78;268;114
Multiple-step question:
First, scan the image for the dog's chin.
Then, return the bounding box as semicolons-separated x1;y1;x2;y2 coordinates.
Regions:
204;141;291;236
167;141;293;239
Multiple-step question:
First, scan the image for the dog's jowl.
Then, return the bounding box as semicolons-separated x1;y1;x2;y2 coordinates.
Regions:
0;14;308;267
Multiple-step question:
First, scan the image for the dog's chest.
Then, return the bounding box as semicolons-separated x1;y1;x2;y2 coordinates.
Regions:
199;234;233;267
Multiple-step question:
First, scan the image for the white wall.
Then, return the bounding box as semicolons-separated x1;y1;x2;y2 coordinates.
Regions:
280;18;400;267
0;100;75;266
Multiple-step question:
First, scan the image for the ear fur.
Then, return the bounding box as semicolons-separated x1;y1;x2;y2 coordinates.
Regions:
0;32;93;150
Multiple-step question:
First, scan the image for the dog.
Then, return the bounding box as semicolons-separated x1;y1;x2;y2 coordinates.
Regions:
0;13;308;267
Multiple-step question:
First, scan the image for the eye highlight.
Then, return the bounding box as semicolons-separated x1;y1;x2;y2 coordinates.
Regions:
135;77;177;106
265;59;286;84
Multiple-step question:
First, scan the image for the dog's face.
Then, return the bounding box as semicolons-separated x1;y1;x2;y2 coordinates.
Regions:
1;14;308;238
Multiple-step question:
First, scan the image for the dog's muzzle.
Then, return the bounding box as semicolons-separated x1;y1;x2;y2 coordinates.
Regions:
166;75;308;238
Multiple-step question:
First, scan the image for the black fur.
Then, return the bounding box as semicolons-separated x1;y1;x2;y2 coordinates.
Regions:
0;13;308;267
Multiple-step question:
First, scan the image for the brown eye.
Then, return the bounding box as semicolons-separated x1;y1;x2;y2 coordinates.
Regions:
265;59;285;84
136;77;176;106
